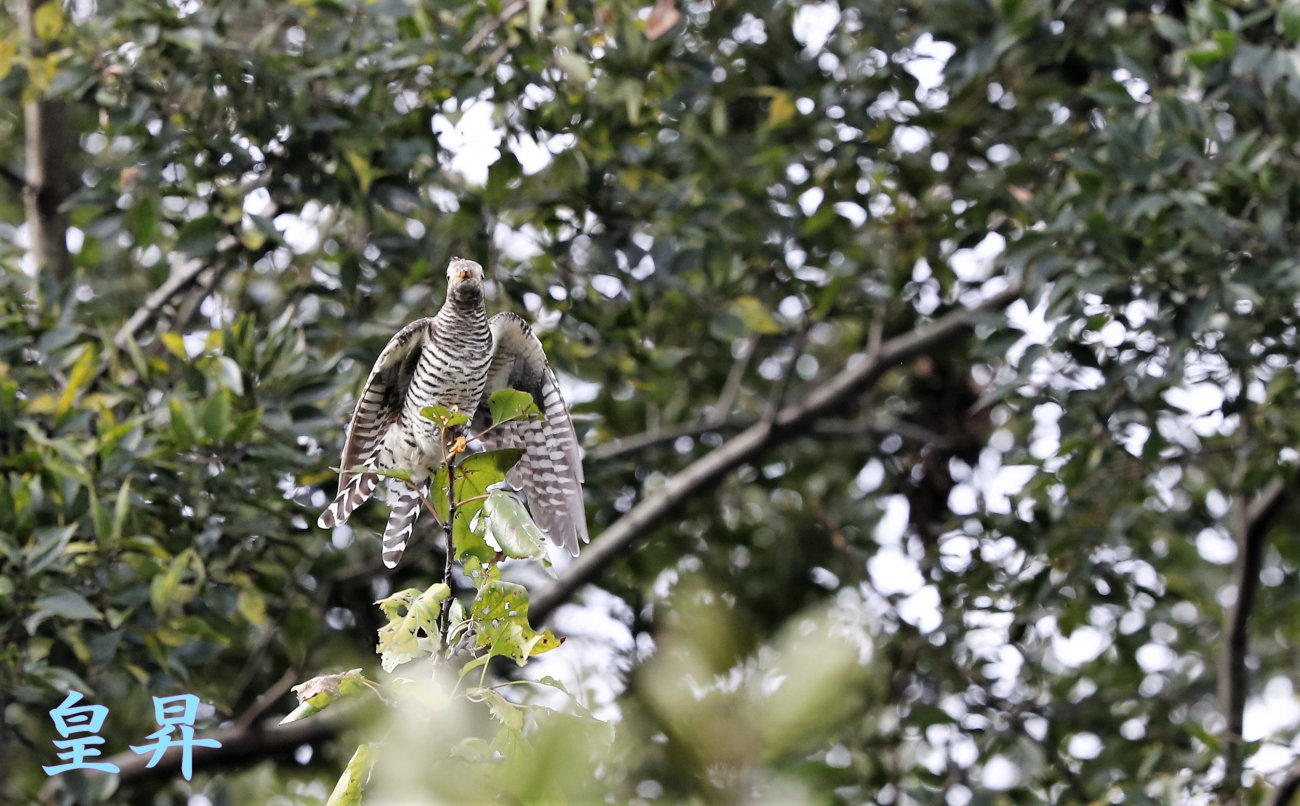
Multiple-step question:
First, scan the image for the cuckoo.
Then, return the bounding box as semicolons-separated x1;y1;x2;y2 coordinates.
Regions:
317;258;588;567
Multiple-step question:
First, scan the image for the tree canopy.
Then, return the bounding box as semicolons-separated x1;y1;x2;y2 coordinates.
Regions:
4;0;1300;803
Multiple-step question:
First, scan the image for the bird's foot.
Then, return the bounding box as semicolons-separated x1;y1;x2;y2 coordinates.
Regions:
448;435;468;456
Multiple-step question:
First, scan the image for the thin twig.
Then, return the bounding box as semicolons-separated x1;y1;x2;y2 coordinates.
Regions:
437;430;460;657
715;331;759;419
0;163;26;191
462;0;526;54
530;286;1022;624
763;326;809;424
233;667;300;732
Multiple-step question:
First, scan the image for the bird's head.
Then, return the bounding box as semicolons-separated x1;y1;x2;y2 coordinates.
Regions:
446;257;485;304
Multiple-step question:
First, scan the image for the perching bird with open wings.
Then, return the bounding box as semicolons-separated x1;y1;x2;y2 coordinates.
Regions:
317;258;588;567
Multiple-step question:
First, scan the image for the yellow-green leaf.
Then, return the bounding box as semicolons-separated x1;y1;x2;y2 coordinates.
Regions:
767;90;795;127
33;2;63;39
0;41;16;80
344;150;372;194
731;296;782;334
237;587;266;625
57;344;97;416
161;332;188;359
470;580;561;665
326;743;376;806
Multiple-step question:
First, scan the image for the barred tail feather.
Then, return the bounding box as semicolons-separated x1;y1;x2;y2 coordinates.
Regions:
318;472;379;529
381;485;422;568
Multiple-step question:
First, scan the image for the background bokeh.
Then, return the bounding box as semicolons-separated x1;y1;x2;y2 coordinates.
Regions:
3;0;1300;803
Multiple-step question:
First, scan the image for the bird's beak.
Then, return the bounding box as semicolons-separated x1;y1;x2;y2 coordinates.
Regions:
457;269;472;280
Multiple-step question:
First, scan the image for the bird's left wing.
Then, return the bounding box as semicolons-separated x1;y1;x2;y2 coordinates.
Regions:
318;317;432;529
473;312;588;555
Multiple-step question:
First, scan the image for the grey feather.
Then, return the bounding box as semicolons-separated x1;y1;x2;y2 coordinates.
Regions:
318;259;586;566
473;312;588;555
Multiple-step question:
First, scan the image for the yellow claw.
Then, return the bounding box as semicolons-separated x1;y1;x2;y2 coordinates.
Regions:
448;436;468;456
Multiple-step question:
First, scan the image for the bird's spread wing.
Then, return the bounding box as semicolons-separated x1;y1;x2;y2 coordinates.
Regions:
318;317;432;529
474;312;588;554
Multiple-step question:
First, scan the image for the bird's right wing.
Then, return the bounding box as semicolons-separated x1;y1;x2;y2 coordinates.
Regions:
473;312;588;555
318;317;433;529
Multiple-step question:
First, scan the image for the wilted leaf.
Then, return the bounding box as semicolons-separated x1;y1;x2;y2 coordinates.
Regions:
376;584;449;672
282;669;378;723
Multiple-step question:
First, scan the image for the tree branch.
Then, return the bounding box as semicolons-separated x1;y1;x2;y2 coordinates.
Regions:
21;0;75;285
1271;762;1300;806
589;414;945;463
531;287;1022;623
113;258;210;349
1221;474;1292;792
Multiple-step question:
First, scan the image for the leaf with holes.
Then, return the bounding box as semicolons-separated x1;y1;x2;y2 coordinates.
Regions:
469;580;561;666
376;584;449;672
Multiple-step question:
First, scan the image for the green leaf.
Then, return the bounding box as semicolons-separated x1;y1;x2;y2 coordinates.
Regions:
470;686;524;731
430;448;524;523
555;51;591;84
175;216;224;255
487;388;541;427
420;404;471;428
110;477;131;545
35;589;101;621
201;389;231;441
376;584;449;672
326;743;377;806
1281;0;1300;41
483;490;547;560
24;524;77;574
150;548;204;616
469;580;561;666
167;398;196;447
227;408;262;442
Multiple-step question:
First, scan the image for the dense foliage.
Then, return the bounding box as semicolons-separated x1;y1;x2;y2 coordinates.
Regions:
4;0;1300;803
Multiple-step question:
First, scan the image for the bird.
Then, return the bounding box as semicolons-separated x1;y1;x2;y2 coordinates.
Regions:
317;257;588;567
